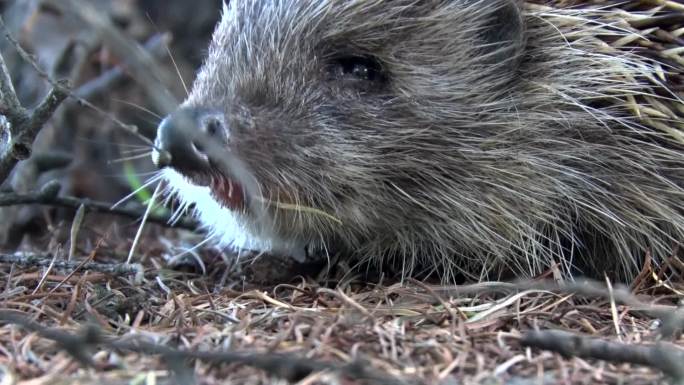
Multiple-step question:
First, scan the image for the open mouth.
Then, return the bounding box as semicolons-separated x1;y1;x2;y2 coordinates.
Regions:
209;174;245;211
181;168;246;211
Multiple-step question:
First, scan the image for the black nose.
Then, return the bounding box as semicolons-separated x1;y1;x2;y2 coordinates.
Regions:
152;108;228;171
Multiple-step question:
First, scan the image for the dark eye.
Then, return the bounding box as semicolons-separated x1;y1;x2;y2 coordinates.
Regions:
329;56;386;83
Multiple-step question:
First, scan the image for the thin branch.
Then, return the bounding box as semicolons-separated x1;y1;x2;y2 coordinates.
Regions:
0;311;101;367
0;311;408;385
0;181;198;230
432;278;684;339
0;15;151;148
23;81;70;138
0;81;69;183
0;253;143;279
72;33;170;102
0;16;70;184
0;50;24;120
46;0;179;116
521;329;684;384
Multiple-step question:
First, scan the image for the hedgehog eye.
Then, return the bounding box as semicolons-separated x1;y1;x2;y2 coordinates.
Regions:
330;56;385;83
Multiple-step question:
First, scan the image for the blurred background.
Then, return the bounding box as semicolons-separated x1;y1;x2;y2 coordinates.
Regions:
0;0;221;253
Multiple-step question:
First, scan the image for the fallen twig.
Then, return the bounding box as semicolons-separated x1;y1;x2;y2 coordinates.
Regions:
432;278;684;339
0;180;198;230
0;310;408;385
521;329;684;384
0;253;143;280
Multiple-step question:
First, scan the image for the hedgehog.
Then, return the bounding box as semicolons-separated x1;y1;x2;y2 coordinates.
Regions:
152;0;684;282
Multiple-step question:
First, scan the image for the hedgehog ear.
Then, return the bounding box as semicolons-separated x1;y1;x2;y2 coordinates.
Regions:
477;0;524;66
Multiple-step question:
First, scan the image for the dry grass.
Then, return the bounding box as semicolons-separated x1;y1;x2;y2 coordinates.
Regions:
1;228;683;384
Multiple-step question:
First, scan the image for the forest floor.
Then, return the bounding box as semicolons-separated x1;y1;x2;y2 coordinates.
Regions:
1;223;683;385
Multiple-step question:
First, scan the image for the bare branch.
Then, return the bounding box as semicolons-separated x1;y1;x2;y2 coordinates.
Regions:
0;311;409;385
24;80;70;138
0;14;151;149
522;330;684;384
47;0;179;115
0;17;71;185
73;33;171;101
432;278;684;339
0;51;25;120
0;83;70;181
0;253;143;280
0;311;101;367
0;181;198;230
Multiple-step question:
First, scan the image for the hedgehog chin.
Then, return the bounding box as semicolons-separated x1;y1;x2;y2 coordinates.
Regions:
160;168;308;262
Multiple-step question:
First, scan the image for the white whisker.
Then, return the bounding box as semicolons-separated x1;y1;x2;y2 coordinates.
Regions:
111;174;164;209
126;182;162;264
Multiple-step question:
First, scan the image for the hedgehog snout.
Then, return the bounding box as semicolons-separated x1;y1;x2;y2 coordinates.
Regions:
152;108;228;173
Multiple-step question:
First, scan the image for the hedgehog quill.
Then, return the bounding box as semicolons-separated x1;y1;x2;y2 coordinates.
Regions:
152;1;684;282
